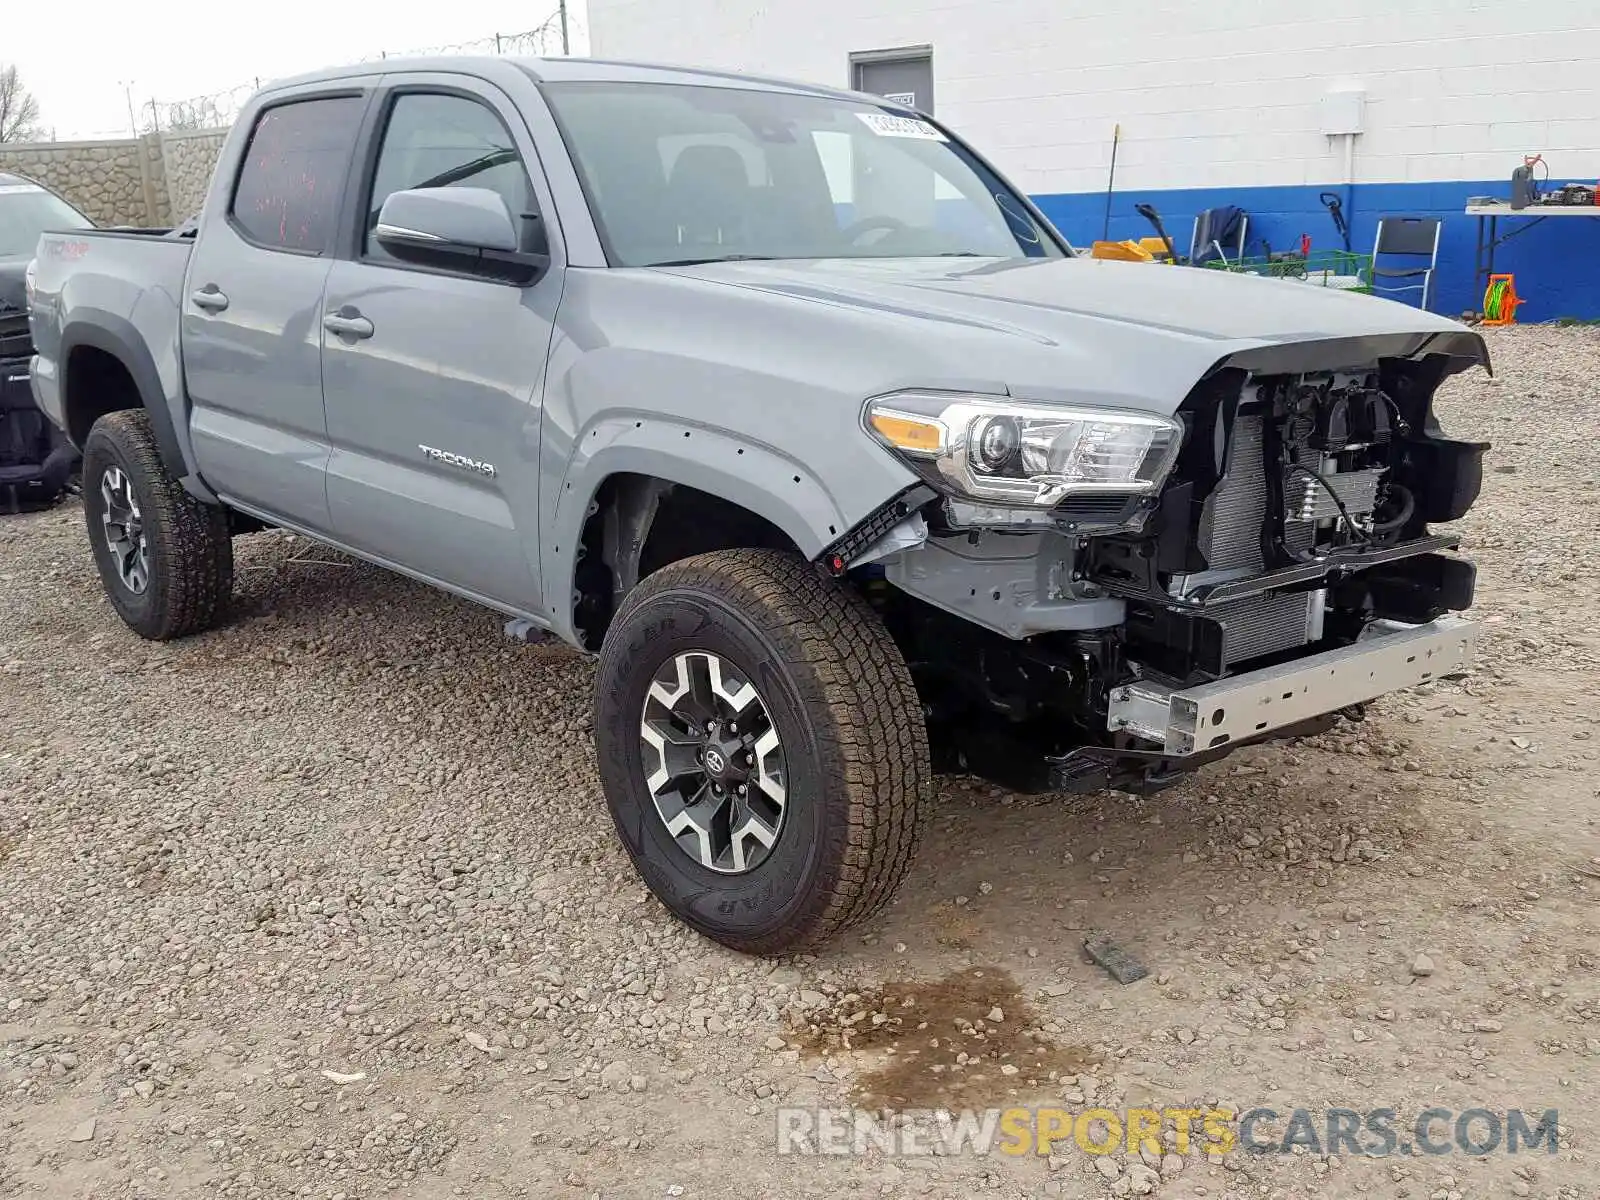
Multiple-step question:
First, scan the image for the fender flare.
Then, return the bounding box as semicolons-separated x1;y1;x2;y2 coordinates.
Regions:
58;310;195;490
543;415;853;640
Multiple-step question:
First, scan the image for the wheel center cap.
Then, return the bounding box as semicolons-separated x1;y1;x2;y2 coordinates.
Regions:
703;746;728;777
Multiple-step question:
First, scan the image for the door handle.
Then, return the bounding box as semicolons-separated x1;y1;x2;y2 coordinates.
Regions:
190;286;229;312
323;308;374;340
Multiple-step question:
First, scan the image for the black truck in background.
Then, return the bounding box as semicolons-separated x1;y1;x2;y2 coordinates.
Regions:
0;172;93;511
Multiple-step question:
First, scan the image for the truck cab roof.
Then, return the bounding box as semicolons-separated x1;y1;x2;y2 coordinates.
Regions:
259;54;902;109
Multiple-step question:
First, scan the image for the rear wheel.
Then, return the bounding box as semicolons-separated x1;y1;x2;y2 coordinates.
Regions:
594;549;931;954
82;410;232;640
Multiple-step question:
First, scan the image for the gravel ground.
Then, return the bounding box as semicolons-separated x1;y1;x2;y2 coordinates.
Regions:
3;325;1599;1200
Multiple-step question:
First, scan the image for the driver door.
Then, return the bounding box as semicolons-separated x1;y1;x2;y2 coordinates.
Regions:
320;78;561;612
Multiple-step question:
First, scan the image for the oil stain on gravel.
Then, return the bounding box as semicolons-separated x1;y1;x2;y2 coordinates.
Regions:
790;966;1099;1110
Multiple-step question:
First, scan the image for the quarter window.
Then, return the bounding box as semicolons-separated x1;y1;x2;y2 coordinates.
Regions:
230;96;365;254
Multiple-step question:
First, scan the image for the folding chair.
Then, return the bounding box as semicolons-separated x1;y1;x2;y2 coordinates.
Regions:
1370;217;1441;310
1190;207;1248;265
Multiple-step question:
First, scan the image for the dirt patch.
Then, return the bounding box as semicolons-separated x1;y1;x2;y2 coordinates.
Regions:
789;966;1100;1110
931;904;984;950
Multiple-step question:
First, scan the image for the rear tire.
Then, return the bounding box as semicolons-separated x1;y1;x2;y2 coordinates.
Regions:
82;410;233;640
594;548;931;954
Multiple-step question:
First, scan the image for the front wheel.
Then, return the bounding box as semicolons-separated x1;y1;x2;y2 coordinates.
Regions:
594;549;931;954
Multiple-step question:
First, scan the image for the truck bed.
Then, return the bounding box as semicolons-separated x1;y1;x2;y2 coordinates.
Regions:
31;227;194;302
28;229;195;443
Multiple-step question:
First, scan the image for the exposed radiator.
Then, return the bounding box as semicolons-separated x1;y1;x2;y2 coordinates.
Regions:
1193;411;1368;666
1197;414;1315;573
1211;589;1318;666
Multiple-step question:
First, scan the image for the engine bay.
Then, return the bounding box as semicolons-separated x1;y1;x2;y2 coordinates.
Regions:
1084;358;1487;683
859;348;1490;794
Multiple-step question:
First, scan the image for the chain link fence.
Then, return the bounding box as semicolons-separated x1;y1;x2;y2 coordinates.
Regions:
140;15;576;134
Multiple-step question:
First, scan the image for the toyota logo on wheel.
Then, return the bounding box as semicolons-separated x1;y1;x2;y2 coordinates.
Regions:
703;747;726;776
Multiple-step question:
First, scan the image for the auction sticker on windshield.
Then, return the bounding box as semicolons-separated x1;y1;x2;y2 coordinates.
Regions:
855;112;948;141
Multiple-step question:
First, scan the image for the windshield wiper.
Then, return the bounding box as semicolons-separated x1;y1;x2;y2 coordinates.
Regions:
647;254;779;267
417;148;519;190
365;149;521;226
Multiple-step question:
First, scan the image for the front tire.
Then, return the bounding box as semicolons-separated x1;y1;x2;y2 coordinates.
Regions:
594;549;931;954
82;410;233;640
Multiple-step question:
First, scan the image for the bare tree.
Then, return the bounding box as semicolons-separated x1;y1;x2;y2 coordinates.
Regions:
0;64;44;143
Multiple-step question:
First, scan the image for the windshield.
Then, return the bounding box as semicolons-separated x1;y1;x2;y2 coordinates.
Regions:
540;81;1063;267
0;182;92;258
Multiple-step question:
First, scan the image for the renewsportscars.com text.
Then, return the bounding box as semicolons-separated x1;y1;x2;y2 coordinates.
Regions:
774;1106;1561;1159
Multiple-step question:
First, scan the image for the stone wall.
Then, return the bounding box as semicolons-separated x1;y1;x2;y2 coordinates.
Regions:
0;128;229;229
161;131;228;223
0;137;157;226
141;134;171;227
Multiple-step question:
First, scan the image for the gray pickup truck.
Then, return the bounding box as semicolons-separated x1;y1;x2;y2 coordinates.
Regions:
27;56;1488;952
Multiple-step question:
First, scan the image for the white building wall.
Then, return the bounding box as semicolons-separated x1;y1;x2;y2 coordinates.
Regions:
588;0;1600;195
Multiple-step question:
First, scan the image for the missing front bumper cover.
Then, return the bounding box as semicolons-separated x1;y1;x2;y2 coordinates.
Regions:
1089;532;1463;608
1107;614;1477;757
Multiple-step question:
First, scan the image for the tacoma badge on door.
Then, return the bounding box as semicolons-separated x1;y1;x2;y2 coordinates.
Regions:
418;444;496;477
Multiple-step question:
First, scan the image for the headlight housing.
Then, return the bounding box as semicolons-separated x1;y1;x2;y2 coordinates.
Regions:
864;390;1184;508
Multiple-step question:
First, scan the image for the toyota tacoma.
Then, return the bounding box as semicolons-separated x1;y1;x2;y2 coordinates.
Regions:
26;57;1487;952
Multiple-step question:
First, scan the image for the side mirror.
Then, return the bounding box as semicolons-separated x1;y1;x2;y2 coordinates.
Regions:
375;187;547;283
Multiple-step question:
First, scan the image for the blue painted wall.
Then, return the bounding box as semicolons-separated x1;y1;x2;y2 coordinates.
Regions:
1031;181;1600;322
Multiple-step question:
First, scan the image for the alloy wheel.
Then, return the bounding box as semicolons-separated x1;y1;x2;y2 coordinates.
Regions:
638;650;788;874
99;465;150;594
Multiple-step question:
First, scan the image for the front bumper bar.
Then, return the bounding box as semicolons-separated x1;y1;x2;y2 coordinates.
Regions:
1107;615;1477;757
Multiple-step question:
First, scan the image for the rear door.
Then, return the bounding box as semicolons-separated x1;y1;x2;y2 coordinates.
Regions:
318;76;562;611
183;85;373;533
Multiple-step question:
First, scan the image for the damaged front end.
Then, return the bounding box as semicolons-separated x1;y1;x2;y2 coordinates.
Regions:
824;331;1489;794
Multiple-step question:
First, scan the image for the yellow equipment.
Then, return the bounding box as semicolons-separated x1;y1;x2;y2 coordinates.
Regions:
1089;237;1174;263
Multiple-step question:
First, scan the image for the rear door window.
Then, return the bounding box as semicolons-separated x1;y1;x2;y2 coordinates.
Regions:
229;96;365;254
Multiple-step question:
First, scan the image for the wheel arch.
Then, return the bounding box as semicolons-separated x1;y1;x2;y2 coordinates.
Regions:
58;312;211;500
548;423;851;649
570;470;812;651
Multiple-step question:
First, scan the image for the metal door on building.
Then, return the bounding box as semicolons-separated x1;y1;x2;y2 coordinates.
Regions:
851;51;933;114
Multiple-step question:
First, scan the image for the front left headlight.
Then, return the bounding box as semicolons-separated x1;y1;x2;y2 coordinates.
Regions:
864;390;1184;508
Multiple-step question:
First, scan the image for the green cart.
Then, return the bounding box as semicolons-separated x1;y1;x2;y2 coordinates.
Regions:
1203;249;1373;294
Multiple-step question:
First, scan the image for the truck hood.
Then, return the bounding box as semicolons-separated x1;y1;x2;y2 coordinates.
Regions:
659;255;1486;381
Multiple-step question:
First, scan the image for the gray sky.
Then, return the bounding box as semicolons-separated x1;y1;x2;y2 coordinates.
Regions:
8;0;589;140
